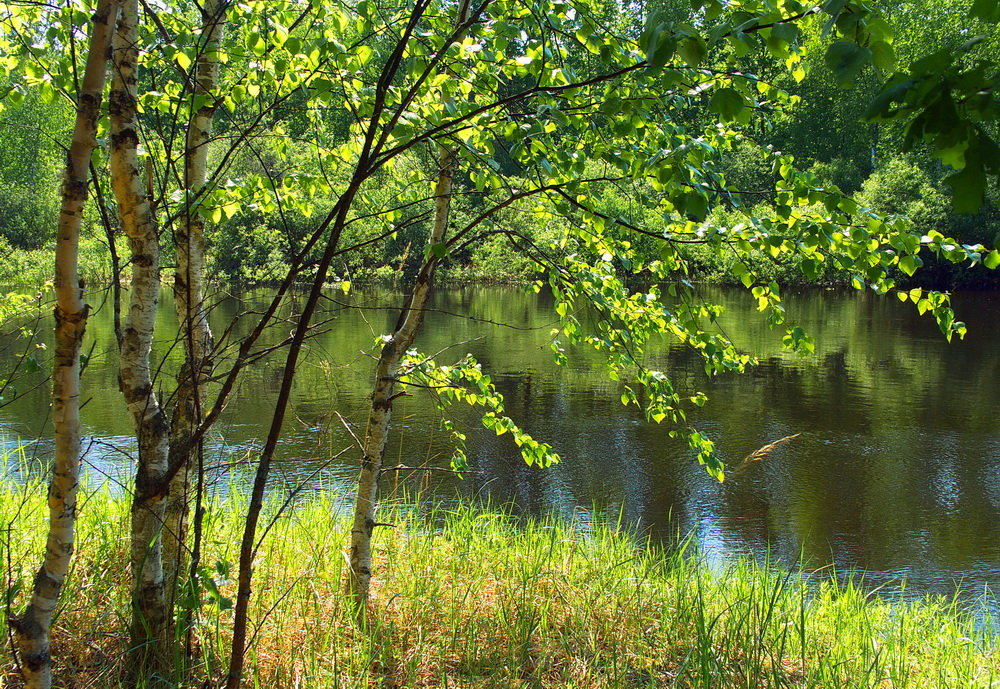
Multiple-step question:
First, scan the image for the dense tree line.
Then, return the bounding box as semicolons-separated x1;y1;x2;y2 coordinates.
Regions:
0;0;997;288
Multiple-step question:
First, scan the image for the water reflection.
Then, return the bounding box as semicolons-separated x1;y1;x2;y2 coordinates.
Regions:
0;285;998;600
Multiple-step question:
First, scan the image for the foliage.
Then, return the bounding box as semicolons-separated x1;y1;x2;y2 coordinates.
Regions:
808;157;866;195
864;0;1000;212
210;207;319;283
0;235;121;285
0;87;67;248
0;0;996;289
856;156;951;236
398;351;559;471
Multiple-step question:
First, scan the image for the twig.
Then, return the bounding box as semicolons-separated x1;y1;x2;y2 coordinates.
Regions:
728;433;801;478
334;412;364;452
741;433;801;464
380;464;474;476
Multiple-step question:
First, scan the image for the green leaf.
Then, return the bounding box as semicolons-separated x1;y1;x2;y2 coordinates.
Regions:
824;41;872;86
945;156;986;214
645;30;676;68
771;22;799;44
898;254;922;276
677;36;708;67
864;78;916;121
971;0;1000;22
709;88;745;123
251;34;267;57
426;242;449;259
984;250;1000;270
683;193;709;221
913;48;955;75
800;257;821;279
871;40;895;73
766;22;798;57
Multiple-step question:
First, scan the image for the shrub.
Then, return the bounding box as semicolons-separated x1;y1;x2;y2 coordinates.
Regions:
856;156;949;235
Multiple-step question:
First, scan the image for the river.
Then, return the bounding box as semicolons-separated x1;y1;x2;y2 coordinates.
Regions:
2;284;998;601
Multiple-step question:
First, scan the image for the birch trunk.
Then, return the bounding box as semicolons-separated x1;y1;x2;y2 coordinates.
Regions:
8;2;118;686
348;0;474;609
348;132;460;609
108;0;171;671
165;0;225;596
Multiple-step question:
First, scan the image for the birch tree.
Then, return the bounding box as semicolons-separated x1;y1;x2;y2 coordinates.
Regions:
8;2;119;686
346;0;474;608
108;0;172;671
165;0;228;609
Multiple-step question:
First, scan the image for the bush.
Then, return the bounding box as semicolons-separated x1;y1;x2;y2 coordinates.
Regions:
209;209;318;284
854;156;1000;288
0;181;58;249
856;156;950;235
720;141;779;203
809;157;865;194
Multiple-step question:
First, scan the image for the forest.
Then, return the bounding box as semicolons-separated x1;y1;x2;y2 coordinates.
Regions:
0;0;998;287
1;0;999;687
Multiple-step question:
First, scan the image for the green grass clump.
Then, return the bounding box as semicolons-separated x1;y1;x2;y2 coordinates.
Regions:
1;482;997;687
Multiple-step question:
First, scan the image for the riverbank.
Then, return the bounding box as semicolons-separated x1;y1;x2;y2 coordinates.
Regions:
2;484;996;688
4;232;999;290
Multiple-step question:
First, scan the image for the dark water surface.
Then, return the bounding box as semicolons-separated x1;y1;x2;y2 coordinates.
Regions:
2;285;998;600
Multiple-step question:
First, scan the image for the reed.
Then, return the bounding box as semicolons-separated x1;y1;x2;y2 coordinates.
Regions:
1;482;996;687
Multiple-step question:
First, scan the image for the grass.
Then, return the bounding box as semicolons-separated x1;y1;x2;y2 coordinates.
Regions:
1;480;998;688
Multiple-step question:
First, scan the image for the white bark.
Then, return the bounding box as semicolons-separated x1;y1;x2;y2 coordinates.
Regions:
348;4;467;601
9;2;119;686
108;0;171;668
166;0;226;593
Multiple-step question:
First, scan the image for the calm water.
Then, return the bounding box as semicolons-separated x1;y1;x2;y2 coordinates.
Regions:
2;284;999;600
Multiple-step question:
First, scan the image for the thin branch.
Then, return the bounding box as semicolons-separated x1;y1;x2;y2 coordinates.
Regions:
380;464;473;476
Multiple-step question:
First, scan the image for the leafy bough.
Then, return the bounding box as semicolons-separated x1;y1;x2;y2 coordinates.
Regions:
396;349;559;472
396;154;994;483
